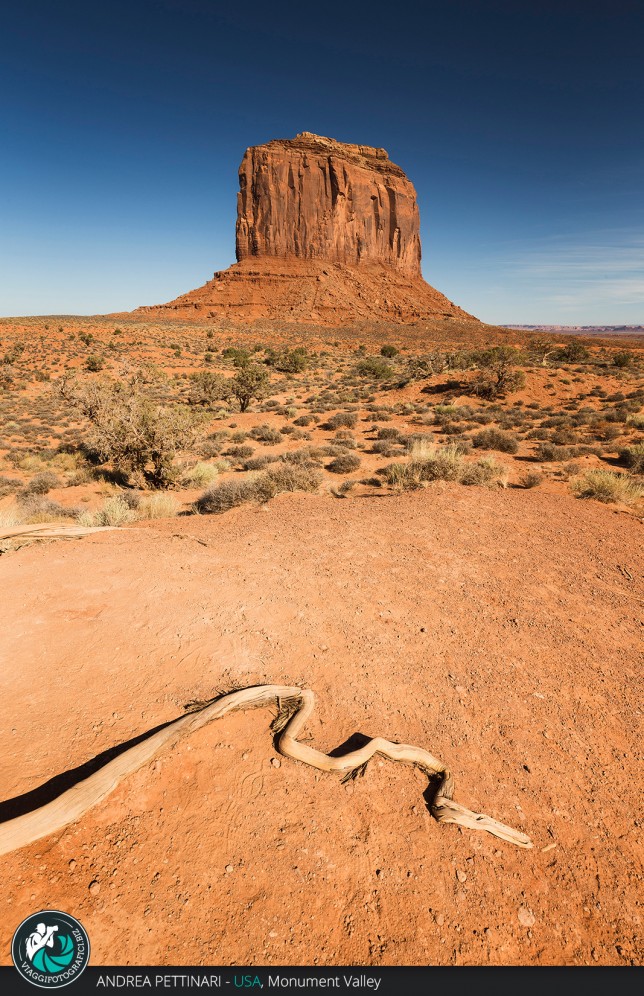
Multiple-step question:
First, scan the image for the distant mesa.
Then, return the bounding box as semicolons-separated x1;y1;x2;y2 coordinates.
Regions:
132;132;477;326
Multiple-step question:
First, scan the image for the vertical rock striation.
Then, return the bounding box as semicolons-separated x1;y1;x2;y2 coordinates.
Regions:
235;132;422;276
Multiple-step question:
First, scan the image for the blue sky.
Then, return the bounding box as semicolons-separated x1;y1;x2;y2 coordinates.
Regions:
1;0;642;324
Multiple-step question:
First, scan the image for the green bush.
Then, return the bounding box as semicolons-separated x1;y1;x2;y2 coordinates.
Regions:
555;342;590;363
229;364;271;412
471;347;526;399
59;373;205;488
356;357;393;380
265;347;309;373
189;371;229;407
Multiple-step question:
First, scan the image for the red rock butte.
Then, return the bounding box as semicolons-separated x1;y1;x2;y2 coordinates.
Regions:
132;132;478;326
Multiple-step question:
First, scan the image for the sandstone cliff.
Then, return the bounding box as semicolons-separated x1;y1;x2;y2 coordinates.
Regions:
235;132;421;277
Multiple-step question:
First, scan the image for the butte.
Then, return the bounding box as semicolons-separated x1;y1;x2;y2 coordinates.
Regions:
132;132;478;327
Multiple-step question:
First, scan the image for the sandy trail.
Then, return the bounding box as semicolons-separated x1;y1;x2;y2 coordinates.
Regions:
0;486;641;965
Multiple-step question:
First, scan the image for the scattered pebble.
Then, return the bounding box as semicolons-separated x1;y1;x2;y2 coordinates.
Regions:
225;864;234;873
518;907;535;927
270;757;281;768
456;870;467;883
88;880;100;896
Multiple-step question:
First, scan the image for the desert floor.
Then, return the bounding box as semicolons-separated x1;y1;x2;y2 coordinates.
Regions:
1;485;642;966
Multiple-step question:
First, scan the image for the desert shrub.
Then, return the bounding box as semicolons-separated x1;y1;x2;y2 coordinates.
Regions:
332;479;357;496
226;444;255;459
229;364;271;412
414;435;471;457
520;471;544;489
472;367;526;400
198;440;225;459
182;462;220;487
404;433;434;453
555;342;590;363
18;471;60;498
293;415;313;426
571;470;643;505
195;464;321;514
440;422;468;436
552;428;580;445
85;354;105;372
469;346;526;399
460;457;508;488
618;443;644;474
194;478;252;514
380;345;399;358
280;448;322;466
59;373;205;488
326;411;357;430
384;444;464;488
66;464;95;486
243;455;276;471
371;440;402;455
536;441;601;462
626;413;644;429
222;347;251;367
249;424;281;444
189;371;229;407
137;493;181;519
79;495;137;527
327;453;361;474
0;503;23;527
356;356;393;380
404;353;447;380
0;475;21;497
332;430;357;448
265;347;309;373
21;497;75;523
472;428;519;454
535;442;573;462
115;490;141;510
262;464;322;493
377;427;402;440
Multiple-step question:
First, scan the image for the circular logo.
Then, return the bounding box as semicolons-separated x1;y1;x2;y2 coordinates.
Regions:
11;911;90;988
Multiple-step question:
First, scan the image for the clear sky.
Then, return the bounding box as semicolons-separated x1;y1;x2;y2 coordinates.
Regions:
1;0;642;324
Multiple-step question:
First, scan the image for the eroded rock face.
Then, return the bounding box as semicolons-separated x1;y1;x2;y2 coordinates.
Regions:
235;132;422;277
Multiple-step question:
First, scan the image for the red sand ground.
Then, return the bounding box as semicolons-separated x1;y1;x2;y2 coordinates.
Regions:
1;486;642;965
